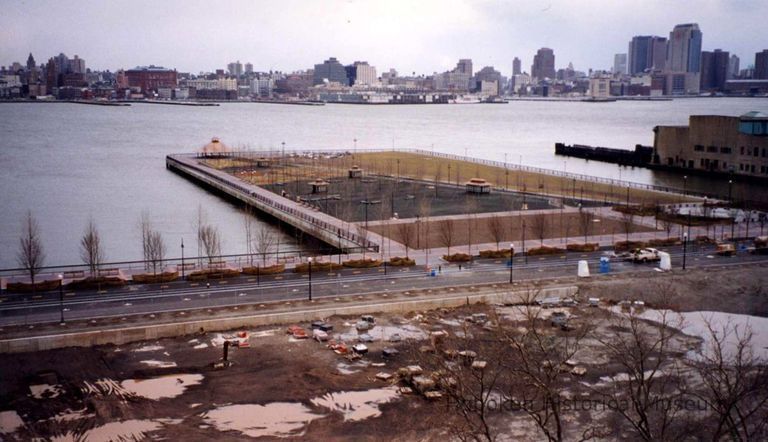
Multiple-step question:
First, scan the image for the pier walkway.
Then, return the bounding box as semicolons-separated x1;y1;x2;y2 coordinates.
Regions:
166;154;383;254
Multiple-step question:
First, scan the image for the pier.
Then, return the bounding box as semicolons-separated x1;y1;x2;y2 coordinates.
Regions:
165;153;380;253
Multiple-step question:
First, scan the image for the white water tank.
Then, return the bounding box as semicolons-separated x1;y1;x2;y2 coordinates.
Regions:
577;260;590;277
658;251;671;271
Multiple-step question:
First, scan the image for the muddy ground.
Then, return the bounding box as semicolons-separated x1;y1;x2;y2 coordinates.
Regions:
0;265;766;441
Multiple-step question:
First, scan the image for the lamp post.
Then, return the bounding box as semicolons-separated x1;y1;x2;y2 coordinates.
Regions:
180;238;185;280
728;179;733;202
682;232;688;270
58;273;64;325
522;220;527;264
307;257;313;301
509;243;514;284
683;175;688;197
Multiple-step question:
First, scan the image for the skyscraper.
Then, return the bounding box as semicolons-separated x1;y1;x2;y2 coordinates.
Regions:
665;23;703;94
531;48;555;80
613;54;627;75
70;55;85;74
756;50;768;79
227;61;243;77
628;36;667;74
666;23;702;73
700;49;729;91
728;55;740;79
26;53;36;70
512;57;521;75
456;59;473;76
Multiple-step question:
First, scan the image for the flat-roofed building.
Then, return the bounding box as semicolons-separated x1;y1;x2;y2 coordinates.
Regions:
653;112;768;178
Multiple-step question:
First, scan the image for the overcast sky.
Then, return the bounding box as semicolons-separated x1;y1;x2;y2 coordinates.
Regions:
1;0;765;76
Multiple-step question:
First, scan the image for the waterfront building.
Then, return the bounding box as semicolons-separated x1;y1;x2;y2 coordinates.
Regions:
346;61;377;87
70;55;85;74
723;79;768;95
531;48;555;81
613;54;627;75
756;50;768;79
475;66;502;94
588;77;611;98
125;66;178;93
313;57;349;86
653;112;768;178
185;78;236;91
512;57;521;75
728;55;740;79
628;36;667;74
700;49;729;92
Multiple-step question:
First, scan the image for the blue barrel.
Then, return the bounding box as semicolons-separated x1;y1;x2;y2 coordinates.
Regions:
599;257;611;273
430;269;437;277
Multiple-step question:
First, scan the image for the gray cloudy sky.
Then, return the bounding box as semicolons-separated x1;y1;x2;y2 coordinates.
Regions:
1;0;765;75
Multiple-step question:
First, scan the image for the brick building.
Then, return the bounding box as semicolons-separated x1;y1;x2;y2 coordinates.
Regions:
125;66;177;93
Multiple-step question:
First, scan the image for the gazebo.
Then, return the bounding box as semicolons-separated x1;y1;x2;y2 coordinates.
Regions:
310;178;329;193
348;165;363;178
465;178;491;194
200;137;230;157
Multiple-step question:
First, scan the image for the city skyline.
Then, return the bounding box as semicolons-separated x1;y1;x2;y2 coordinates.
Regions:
1;0;766;75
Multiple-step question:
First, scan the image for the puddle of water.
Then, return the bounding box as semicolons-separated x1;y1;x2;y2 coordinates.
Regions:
310;387;400;422
203;403;323;438
140;360;177;368
336;361;369;375
50;418;178;442
29;384;63;399
121;374;203;400
337;324;427;342
132;344;164;353
0;410;24;434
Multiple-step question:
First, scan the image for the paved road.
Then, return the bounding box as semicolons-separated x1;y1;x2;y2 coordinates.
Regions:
1;244;766;327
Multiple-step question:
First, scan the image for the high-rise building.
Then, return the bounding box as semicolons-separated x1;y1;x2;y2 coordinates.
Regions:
728;55;740;79
531;48;555;80
351;61;377;86
26;53;36;71
456;59;473;76
628;36;667;74
125;66;178;92
227;61;243;77
700;49;729;91
755;49;768;79
244;63;253;74
512;57;521;75
666;23;702;73
475;66;502;93
70;55;85;74
613;53;627;75
313;57;349;86
664;23;703;94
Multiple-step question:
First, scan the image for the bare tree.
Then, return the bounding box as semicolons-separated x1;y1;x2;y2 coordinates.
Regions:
438;219;456;256
590;308;690;441
530;213;549;246
253;225;276;266
660;218;675;240
578;208;593;243
199;224;222;265
687;319;768;441
79;217;104;276
140;212;166;275
621;211;635;243
487;215;506;251
243;206;256;265
395;222;416;259
17;210;45;289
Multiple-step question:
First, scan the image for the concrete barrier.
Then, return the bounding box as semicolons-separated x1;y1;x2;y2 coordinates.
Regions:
0;285;577;354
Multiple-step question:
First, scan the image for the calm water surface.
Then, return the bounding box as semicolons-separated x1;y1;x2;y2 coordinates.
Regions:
1;98;766;267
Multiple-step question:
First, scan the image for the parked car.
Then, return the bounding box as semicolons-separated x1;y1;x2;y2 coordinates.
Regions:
627;248;661;263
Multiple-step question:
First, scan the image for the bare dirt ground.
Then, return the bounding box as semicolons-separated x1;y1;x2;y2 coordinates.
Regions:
370;211;657;250
0;265;766;441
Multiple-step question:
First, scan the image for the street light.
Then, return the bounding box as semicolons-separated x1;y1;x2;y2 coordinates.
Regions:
522;220;527;264
307;257;313;301
58;273;64;325
728;179;733;202
509;243;515;284
682;232;688;270
180;238;185;280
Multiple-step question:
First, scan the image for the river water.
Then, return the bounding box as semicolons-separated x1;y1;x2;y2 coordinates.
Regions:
1;98;765;267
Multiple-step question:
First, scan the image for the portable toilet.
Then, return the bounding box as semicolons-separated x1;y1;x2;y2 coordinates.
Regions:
658;251;671;271
577;260;590;277
599;257;610;273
